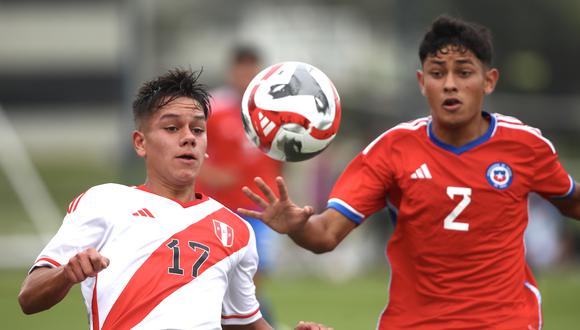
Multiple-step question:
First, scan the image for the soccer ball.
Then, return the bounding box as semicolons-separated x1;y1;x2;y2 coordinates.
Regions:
241;61;341;162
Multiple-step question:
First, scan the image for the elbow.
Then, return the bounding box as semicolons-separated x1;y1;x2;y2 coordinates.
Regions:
18;291;36;315
309;239;340;254
18;288;47;315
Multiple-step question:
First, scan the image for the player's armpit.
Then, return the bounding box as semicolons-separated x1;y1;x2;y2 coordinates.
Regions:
550;180;580;220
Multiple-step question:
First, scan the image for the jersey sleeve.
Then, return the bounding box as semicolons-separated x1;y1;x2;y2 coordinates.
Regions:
530;135;575;199
30;187;110;272
221;223;262;325
327;133;396;224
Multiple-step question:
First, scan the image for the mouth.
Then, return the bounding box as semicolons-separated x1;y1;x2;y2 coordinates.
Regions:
442;98;462;111
176;153;198;162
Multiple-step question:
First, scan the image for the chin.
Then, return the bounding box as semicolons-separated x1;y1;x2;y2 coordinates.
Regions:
437;111;468;126
174;173;198;186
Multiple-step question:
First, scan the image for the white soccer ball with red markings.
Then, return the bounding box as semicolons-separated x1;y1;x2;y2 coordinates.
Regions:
241;61;341;162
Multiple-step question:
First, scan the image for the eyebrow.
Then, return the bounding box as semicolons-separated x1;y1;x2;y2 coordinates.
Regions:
428;58;475;66
455;59;475;65
158;113;206;121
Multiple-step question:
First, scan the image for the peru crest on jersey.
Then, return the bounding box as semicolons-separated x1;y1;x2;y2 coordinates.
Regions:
213;219;234;247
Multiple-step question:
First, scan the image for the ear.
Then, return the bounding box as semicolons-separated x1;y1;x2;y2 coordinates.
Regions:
132;130;147;158
416;70;426;96
484;68;499;95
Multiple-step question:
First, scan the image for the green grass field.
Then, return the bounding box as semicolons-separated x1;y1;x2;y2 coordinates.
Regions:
3;268;579;329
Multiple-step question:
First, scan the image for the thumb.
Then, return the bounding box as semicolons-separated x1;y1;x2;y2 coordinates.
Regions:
303;206;315;217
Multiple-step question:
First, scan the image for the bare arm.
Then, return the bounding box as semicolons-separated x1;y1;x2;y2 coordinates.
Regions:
222;318;272;330
549;180;580;220
238;177;357;254
18;248;109;314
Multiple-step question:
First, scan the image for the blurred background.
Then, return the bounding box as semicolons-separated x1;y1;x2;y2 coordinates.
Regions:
1;0;579;328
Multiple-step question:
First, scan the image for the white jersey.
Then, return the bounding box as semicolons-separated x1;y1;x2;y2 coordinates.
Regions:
32;183;262;329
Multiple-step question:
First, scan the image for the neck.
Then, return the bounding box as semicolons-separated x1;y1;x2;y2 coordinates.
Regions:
431;113;490;148
143;179;196;204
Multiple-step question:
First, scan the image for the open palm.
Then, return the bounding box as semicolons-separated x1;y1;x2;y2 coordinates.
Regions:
238;176;314;234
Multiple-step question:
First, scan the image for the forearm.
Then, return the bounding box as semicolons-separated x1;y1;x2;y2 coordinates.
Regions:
288;209;356;254
18;267;75;314
551;181;580;220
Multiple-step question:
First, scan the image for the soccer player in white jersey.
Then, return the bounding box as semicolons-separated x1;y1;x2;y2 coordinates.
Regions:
239;15;580;329
18;69;331;330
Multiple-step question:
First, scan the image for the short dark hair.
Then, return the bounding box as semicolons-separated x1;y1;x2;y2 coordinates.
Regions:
230;44;262;65
132;68;212;128
419;15;493;66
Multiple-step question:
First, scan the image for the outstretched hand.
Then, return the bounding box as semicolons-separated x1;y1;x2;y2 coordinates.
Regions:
238;176;314;234
294;321;334;330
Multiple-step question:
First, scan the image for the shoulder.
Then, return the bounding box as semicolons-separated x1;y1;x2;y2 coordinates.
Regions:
209;87;240;114
362;116;429;156
493;113;557;154
67;183;132;215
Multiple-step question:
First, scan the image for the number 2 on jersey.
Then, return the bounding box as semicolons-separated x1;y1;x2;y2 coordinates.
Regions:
444;186;471;231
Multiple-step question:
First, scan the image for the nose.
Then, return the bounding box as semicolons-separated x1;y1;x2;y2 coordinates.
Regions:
443;73;458;93
180;129;196;147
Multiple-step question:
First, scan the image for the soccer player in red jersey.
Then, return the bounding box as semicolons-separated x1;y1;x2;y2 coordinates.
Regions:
239;15;580;330
197;45;283;323
17;68;329;330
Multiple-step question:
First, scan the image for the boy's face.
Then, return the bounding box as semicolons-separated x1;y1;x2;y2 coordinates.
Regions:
132;97;208;188
230;59;261;96
417;46;498;130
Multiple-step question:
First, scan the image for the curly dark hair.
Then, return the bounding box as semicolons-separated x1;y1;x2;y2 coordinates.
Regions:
132;68;212;128
419;15;494;66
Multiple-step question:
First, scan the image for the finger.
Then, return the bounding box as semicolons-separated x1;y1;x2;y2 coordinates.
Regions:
78;254;97;277
89;254;109;272
66;258;85;283
294;321;306;330
237;208;263;220
254;177;278;203
276;176;289;201
63;263;81;283
241;186;269;209
303;205;315;217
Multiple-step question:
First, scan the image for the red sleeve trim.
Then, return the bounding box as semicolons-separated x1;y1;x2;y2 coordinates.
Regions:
222;307;260;319
35;257;62;268
67;191;87;214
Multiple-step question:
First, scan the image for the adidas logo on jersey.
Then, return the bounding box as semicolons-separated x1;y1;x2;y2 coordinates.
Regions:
410;163;432;179
132;208;155;218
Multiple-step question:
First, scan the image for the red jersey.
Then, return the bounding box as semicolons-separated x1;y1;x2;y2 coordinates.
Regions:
199;87;282;210
328;112;575;330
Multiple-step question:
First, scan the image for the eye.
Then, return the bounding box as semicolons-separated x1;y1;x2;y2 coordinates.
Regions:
191;127;205;134
459;69;472;77
164;126;178;132
429;70;443;78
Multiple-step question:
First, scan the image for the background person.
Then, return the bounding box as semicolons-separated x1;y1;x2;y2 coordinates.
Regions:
197;45;283;323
